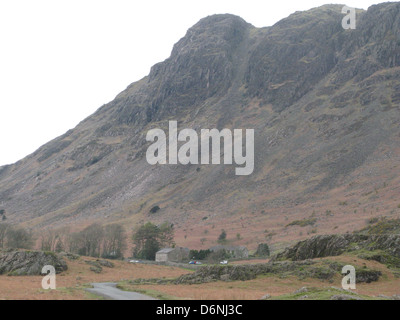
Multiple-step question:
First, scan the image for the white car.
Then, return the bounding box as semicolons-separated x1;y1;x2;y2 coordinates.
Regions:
220;260;228;265
129;260;140;263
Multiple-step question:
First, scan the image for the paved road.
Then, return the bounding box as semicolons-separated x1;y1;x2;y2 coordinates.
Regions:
86;282;157;300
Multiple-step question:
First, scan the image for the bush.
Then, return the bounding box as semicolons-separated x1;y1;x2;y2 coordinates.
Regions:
286;218;317;228
367;217;379;225
149;206;160;214
255;243;270;257
207;250;230;263
189;249;211;260
218;230;227;243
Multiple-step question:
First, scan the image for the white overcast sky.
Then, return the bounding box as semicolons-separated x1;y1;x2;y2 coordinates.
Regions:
0;0;382;166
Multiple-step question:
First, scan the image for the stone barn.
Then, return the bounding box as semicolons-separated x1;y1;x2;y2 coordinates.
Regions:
155;247;190;262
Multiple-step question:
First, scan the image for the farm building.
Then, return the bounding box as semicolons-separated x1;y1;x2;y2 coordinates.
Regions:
155;247;190;262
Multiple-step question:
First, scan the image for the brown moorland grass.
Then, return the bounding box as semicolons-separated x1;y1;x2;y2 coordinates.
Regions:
1;254;399;300
128;276;331;300
120;256;400;300
0;257;191;300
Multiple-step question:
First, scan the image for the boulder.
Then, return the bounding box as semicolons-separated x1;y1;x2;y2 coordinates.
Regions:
85;259;114;273
59;252;80;261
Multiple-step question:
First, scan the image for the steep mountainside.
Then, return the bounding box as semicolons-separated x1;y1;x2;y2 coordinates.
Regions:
1;3;400;249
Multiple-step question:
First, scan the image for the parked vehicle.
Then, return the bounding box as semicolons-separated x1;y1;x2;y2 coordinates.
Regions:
220;260;228;265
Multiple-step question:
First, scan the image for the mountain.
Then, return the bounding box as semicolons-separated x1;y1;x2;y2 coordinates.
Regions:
1;3;400;250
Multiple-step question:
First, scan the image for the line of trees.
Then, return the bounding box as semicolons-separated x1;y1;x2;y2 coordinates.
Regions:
0;218;176;261
42;223;128;259
0;222;127;259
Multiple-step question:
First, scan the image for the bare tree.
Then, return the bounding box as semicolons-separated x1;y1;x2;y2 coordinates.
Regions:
0;223;10;248
7;227;34;249
54;238;63;252
51;226;70;252
77;223;104;257
102;224;127;259
67;232;84;254
40;229;57;251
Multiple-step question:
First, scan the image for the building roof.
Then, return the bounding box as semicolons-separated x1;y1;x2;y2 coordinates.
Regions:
156;248;175;254
156;247;190;254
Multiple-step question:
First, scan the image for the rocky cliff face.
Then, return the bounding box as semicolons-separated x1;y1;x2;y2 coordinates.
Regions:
0;3;400;248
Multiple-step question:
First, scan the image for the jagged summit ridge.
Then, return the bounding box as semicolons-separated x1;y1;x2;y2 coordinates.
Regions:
113;14;253;125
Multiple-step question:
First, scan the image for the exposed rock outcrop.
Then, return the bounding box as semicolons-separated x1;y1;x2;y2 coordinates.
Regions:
274;234;400;261
0;251;68;276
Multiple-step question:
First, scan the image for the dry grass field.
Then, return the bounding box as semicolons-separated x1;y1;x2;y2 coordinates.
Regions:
0;252;399;300
0;257;190;300
118;255;400;300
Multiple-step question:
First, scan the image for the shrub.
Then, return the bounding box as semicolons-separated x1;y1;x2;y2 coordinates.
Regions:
189;249;211;260
218;230;227;243
367;217;379;225
255;243;270;257
149;206;160;214
286;218;317;228
207;250;230;263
